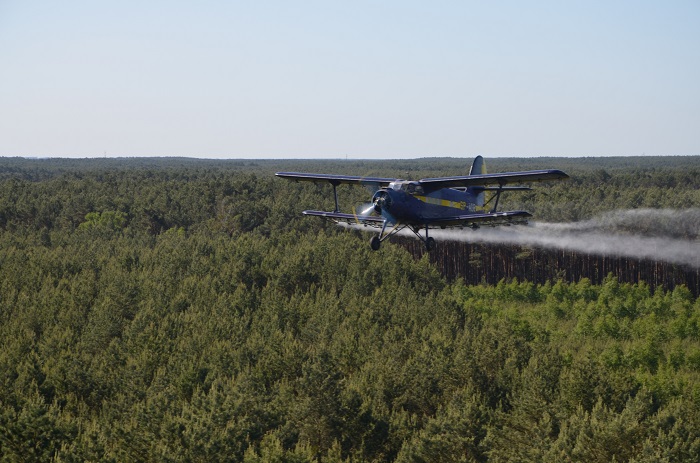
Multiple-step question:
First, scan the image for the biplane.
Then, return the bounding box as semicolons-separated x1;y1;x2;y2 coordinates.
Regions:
276;156;568;251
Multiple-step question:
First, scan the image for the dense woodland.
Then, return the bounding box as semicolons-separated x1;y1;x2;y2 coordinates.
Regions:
1;156;700;462
401;239;700;296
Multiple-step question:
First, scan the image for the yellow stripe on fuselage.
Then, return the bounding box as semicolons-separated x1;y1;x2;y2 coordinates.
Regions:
414;195;466;210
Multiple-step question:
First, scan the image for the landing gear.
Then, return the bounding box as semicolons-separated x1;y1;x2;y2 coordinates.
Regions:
369;221;392;251
407;226;436;252
367;221;437;252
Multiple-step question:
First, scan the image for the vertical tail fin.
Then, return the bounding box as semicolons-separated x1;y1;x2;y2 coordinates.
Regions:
469;155;486;176
469;156;487;208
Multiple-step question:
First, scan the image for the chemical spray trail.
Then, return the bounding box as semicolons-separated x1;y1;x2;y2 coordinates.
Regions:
430;209;700;268
344;209;700;268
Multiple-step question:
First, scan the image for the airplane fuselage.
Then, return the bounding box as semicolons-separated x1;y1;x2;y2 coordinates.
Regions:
372;181;481;224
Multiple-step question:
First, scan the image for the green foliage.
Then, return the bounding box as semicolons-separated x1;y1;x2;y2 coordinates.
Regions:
79;210;127;231
1;157;699;461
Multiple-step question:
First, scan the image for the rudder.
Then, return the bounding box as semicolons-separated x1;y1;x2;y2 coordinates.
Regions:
469;155;487;207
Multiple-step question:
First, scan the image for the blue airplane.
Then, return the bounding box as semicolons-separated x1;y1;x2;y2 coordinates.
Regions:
276;156;568;251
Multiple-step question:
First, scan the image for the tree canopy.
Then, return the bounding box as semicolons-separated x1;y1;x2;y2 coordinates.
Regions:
1;156;699;461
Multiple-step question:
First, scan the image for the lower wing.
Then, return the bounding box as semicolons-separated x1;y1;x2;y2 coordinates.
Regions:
428;210;531;227
302;209;530;228
303;210;387;227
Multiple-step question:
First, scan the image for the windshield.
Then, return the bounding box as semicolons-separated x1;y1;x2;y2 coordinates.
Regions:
388;181;423;195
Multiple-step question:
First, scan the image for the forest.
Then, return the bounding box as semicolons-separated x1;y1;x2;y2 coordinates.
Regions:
1;155;699;462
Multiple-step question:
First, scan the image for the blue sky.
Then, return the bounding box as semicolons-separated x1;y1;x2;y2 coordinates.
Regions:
1;1;698;158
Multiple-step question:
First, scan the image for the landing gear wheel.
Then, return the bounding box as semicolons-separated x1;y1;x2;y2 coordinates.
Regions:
370;236;381;251
425;237;436;252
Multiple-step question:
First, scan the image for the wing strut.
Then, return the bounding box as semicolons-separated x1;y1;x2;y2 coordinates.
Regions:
483;185;504;213
331;181;340;212
491;186;502;213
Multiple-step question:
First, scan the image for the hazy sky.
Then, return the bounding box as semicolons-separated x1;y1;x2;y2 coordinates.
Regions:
1;1;698;159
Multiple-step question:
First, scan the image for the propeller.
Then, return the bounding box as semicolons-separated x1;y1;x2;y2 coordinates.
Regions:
352;202;376;224
372;190;392;215
358;203;374;216
350;173;385;223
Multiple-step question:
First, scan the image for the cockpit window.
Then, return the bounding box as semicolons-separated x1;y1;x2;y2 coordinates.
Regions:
406;183;423;195
390;181;423;195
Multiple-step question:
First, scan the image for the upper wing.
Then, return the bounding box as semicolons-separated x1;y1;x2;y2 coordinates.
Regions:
418;170;568;189
276;170;567;189
276;172;395;187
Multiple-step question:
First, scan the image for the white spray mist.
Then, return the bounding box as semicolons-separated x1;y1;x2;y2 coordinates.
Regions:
346;209;700;268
